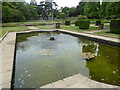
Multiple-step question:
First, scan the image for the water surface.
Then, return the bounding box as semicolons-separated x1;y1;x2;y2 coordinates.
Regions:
14;32;119;88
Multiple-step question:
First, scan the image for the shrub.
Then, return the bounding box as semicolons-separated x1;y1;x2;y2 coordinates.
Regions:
78;20;90;29
95;20;101;25
75;20;79;26
75;15;88;26
101;20;109;23
65;20;70;25
110;19;120;34
77;15;87;19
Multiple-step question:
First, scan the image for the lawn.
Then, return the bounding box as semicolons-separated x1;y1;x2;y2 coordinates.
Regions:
94;31;120;38
103;23;110;27
1;23;118;39
60;25;101;32
35;24;101;32
0;26;30;37
2;20;64;27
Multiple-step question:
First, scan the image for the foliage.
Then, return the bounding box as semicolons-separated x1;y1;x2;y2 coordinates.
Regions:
82;43;97;53
58;12;67;19
69;7;77;17
105;2;120;18
77;15;87;19
2;1;120;23
61;7;69;17
95;21;101;25
76;2;86;15
37;1;58;20
2;2;38;23
78;20;90;29
65;20;70;25
110;19;120;34
61;7;78;17
99;2;120;19
84;2;100;19
75;20;79;26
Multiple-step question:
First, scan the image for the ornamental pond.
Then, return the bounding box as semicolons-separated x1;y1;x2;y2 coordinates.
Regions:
13;32;119;88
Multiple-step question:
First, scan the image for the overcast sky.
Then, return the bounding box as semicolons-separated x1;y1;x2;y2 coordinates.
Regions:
25;0;81;9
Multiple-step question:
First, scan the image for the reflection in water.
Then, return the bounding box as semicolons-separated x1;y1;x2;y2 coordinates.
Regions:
13;32;119;88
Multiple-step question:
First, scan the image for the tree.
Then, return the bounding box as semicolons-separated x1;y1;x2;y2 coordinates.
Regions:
99;2;120;19
99;2;107;18
37;0;58;20
2;2;38;22
61;7;69;17
69;7;77;17
105;2;120;18
58;12;67;19
76;2;86;16
84;2;100;18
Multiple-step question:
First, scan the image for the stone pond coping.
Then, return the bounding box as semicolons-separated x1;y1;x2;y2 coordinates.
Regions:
0;29;120;89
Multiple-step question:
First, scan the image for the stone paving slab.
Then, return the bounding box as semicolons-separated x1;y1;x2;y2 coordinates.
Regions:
27;26;39;30
68;82;90;88
84;30;110;33
41;74;118;88
58;29;119;44
0;32;16;89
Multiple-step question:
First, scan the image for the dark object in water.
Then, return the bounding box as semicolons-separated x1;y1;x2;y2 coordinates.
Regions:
49;37;55;40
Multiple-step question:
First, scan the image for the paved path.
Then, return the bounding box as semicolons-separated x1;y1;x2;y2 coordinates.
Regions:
84;30;110;33
58;29;119;44
0;32;16;89
27;26;39;30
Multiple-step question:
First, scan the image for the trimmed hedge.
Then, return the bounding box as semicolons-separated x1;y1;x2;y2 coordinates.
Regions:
95;20;101;25
65;20;70;25
75;20;79;26
78;20;90;29
110;19;120;34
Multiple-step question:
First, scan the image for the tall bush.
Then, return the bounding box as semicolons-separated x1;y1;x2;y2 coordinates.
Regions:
78;20;90;29
110;19;120;34
75;20;79;26
95;20;101;25
65;20;71;25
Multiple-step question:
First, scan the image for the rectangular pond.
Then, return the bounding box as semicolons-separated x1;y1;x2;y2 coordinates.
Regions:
13;31;119;88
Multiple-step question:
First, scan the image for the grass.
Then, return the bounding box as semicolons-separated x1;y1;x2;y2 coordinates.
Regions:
0;26;30;37
94;31;120;38
0;22;117;39
61;25;101;32
103;23;110;27
2;20;64;27
35;24;101;32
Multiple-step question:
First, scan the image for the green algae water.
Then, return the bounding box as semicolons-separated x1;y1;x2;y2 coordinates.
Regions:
13;32;119;88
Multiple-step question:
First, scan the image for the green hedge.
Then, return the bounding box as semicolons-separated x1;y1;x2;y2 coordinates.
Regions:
110;19;120;34
78;20;90;29
65;20;70;25
75;20;79;26
95;20;101;25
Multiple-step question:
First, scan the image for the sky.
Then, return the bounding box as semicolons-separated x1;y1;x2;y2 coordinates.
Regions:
25;0;81;9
